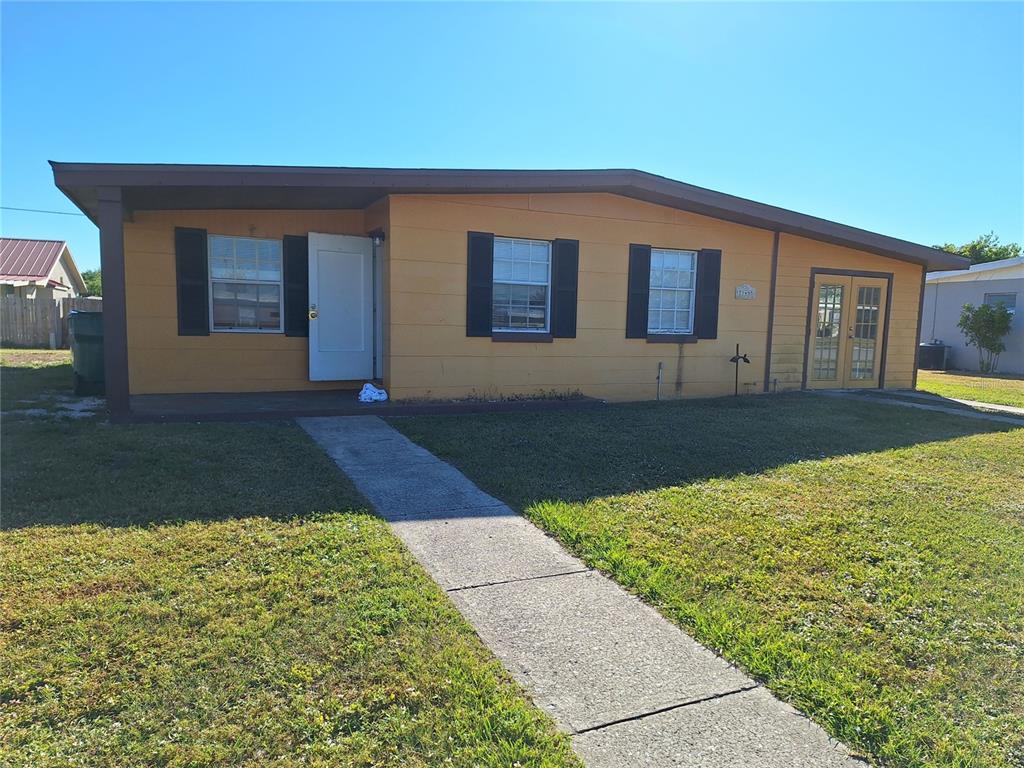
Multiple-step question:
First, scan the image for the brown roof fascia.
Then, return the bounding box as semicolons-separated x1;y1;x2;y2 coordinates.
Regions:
49;162;968;271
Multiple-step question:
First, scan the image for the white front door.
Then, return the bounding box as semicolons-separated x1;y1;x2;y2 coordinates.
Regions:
308;233;373;381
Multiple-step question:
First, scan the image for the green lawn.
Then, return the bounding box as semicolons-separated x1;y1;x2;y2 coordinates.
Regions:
917;370;1024;409
0;349;74;410
1;351;579;768
392;395;1024;768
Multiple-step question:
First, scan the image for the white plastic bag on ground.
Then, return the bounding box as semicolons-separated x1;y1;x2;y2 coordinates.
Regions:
358;383;389;403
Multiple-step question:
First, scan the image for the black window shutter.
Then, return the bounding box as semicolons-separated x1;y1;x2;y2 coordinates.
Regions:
283;235;309;337
551;239;579;338
626;244;651;338
695;248;722;339
175;227;209;336
466;231;494;337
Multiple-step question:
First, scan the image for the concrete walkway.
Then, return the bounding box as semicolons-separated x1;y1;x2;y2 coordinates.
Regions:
881;389;1024;417
817;390;1024;426
300;416;862;767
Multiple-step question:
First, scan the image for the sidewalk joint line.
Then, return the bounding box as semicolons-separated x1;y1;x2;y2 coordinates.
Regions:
382;501;509;520
572;683;761;735
446;567;593;593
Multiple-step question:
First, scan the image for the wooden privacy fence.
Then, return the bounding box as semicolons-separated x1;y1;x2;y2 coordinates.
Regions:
0;296;102;348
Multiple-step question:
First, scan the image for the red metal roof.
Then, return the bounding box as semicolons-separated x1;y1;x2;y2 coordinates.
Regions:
0;237;67;281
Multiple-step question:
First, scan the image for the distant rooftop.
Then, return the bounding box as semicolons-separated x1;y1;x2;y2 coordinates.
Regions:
927;255;1024;283
0;237;68;281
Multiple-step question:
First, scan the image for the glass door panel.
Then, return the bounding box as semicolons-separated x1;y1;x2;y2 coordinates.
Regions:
843;278;887;388
805;274;888;389
811;283;845;382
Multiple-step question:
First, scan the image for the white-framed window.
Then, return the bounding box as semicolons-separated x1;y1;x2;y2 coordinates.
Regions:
984;292;1016;316
648;248;698;335
208;235;283;333
491;236;551;332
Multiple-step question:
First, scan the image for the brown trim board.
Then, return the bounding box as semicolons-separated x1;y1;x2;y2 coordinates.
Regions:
763;231;780;392
800;267;894;391
50;162;968;272
912;265;926;390
96;186;130;421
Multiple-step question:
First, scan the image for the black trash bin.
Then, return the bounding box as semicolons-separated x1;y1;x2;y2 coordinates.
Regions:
917;341;949;371
69;310;105;395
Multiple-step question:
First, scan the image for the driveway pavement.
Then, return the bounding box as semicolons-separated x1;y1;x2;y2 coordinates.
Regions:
300;415;862;767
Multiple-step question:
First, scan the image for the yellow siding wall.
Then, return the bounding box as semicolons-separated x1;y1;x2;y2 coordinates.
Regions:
122;195;923;399
769;233;924;391
386;193;776;401
123;210;371;394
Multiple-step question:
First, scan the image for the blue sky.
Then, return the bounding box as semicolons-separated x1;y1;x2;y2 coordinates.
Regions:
2;2;1021;271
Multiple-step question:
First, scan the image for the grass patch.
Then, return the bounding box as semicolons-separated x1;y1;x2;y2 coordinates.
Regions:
392;395;1024;767
1;349;73;411
917;370;1024;409
0;354;579;767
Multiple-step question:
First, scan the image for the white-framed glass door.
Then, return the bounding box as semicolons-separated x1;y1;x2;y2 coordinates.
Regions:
806;274;887;389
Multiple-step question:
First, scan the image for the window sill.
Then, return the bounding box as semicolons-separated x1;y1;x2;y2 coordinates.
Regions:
212;329;284;334
646;333;698;344
492;332;554;343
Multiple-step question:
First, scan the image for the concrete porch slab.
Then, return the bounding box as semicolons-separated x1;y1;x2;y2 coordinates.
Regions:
129;390;603;423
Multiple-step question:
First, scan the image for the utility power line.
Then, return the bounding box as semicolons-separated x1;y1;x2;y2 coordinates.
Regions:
1;206;85;217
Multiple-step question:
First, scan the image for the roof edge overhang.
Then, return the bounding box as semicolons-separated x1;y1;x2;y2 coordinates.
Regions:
50;162;969;271
926;255;1024;283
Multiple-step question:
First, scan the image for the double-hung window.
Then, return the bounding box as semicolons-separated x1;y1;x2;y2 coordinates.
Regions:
647;248;698;335
208;235;283;332
491;237;551;332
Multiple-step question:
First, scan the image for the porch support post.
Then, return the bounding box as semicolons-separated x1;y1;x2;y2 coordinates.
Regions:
762;230;780;392
96;186;130;421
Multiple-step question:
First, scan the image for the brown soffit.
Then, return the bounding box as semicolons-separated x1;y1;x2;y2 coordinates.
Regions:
49;162;968;271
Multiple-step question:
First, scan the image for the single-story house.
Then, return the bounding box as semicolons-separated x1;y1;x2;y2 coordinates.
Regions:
0;237;87;300
51;162;967;419
921;256;1023;373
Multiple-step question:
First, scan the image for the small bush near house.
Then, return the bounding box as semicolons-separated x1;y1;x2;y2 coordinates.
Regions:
958;302;1014;372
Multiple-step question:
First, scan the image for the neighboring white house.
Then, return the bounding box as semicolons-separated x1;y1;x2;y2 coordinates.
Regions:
0;238;87;300
921;256;1023;374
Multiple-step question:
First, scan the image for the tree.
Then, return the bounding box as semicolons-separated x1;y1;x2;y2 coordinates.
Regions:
957;302;1013;373
81;269;102;297
935;232;1021;265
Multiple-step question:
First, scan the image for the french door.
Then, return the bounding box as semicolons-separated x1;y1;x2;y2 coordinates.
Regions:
805;273;888;389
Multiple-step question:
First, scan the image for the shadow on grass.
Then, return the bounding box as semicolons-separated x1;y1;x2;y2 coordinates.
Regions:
1;361;74;410
1;417;371;530
393;393;1022;511
5;387;1020;532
